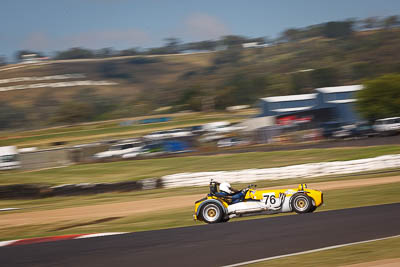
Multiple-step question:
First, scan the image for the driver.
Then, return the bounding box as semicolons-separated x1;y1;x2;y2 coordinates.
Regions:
218;182;244;204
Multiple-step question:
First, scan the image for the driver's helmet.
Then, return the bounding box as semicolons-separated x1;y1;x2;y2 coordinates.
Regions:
219;182;233;194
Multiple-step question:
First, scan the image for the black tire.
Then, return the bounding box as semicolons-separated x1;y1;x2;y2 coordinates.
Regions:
220;217;230;223
200;203;224;224
309;205;317;213
291;193;312;214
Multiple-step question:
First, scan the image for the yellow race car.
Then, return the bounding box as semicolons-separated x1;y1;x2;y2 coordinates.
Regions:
194;180;323;224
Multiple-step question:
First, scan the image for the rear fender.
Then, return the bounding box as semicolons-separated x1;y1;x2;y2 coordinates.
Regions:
196;199;227;218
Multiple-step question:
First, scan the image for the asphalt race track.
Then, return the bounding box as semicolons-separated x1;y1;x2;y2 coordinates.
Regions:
1;203;400;267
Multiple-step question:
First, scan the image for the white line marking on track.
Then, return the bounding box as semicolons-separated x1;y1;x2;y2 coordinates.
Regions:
75;232;127;239
0;232;128;247
0;240;19;247
222;234;400;267
0;208;21;212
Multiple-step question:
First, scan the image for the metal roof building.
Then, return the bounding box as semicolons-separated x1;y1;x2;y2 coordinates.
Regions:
258;85;363;124
259;93;317;116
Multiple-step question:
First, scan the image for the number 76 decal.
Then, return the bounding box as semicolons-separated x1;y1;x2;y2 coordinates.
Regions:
264;193;285;205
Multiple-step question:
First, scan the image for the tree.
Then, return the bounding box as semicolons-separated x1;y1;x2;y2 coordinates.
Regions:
72;88;118;118
33;89;60;125
215;73;268;109
147;47;171;55
351;62;372;80
52;102;94;124
281;28;302;42
311;68;338;88
54;47;95;60
119;48;139;56
213;46;242;65
383;15;399;29
220;35;248;48
0;56;7;66
357;74;400;121
163;37;182;53
96;47;115;58
98;62;131;79
0;102;26;130
363;17;379;29
185;40;218;51
290;72;312;94
175;87;203;111
323;21;353;38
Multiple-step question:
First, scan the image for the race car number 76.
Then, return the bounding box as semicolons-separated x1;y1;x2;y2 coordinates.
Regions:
264;193;276;205
264;194;276;205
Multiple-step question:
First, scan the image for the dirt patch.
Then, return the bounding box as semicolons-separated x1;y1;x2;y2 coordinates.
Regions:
342;258;400;267
52;217;122;231
1;176;400;227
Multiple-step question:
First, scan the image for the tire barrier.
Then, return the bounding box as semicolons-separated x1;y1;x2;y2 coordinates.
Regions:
0;184;47;199
0;178;162;199
160;154;400;188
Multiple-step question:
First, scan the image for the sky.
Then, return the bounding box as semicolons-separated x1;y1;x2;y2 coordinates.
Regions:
1;0;400;60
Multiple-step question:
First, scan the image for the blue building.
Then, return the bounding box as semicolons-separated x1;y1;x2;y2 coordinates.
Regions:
258;85;363;125
259;93;317;117
315;85;362;123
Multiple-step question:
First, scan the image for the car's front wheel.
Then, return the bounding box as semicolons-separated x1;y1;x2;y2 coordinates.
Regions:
200;203;223;223
291;193;312;214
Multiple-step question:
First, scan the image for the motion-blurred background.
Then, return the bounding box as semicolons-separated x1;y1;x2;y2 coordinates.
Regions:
1;2;400;265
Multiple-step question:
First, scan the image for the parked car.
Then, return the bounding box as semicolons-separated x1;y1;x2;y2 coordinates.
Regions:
350;122;377;138
121;146;144;159
373;117;400;136
320;121;342;138
217;138;249;147
143;129;192;140
0;146;20;170
332;125;355;139
94;142;142;159
332;122;377;139
199;134;226;143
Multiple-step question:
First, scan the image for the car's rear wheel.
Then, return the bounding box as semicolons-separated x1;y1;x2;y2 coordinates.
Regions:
200;203;223;223
309;205;317;213
291;193;312;214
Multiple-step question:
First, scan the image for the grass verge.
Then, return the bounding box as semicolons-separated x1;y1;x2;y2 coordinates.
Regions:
249;236;400;267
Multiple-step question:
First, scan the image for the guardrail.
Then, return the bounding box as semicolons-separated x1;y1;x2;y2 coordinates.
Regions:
160;154;400;188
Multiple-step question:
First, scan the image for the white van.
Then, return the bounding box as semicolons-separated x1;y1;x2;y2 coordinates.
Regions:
373;117;400;135
0;146;20;170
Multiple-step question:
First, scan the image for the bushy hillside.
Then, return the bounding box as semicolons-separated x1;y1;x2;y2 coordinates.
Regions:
1;28;400;130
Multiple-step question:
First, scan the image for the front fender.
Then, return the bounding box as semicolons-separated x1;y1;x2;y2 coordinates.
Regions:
304;190;323;207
